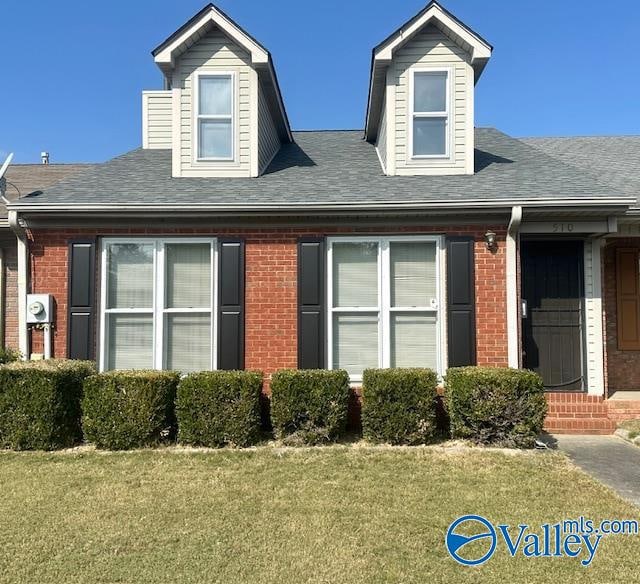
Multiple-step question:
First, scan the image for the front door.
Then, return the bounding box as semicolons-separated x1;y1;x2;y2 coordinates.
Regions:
521;241;584;391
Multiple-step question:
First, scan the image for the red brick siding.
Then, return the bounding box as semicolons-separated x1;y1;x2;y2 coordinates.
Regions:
27;225;509;373
602;238;640;391
3;245;19;349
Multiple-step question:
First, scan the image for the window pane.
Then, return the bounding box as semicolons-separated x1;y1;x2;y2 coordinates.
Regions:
199;76;232;116
165;243;211;309
390;313;437;369
107;243;154;309
391;242;437;307
413;118;446;156
199;119;232;159
107;314;153;370
333;313;378;376
165;314;211;373
414;72;447;112
332;242;378;307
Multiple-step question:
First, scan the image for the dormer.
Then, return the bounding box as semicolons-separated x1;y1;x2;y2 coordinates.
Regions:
365;1;492;176
142;4;292;178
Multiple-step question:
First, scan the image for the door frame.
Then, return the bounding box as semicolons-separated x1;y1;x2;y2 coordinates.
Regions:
519;236;588;393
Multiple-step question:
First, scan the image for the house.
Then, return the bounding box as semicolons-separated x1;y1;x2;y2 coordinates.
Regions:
6;2;640;433
0;158;90;352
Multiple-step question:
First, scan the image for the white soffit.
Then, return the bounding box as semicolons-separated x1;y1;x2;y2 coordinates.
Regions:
153;5;269;68
373;2;492;65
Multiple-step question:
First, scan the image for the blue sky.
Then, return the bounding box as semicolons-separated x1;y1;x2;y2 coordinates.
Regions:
2;0;638;163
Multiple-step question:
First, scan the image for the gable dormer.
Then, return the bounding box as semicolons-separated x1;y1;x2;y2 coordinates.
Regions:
365;1;492;176
143;4;291;178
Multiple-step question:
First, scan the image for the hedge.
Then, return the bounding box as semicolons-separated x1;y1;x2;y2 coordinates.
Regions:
176;371;263;447
0;347;20;365
445;367;547;448
270;369;350;445
0;359;96;450
82;370;180;450
361;368;439;445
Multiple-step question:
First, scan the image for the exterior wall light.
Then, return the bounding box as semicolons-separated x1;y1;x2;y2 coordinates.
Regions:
484;230;497;252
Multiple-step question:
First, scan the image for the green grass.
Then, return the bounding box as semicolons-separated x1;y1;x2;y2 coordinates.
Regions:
0;446;638;583
619;419;640;440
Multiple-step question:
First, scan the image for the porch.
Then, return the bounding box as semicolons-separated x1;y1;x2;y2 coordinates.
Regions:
519;226;640;433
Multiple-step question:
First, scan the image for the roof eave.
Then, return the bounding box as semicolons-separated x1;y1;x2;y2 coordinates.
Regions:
364;1;492;141
8;197;635;216
151;3;291;142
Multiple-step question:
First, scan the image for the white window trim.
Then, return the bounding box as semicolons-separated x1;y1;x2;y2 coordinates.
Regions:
408;67;452;160
326;235;446;383
193;71;236;163
99;237;218;373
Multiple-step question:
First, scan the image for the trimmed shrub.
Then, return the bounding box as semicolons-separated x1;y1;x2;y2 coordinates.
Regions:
0;347;20;365
176;371;263;447
0;359;96;450
270;369;350;444
361;368;439;445
445;367;547;448
82;370;180;450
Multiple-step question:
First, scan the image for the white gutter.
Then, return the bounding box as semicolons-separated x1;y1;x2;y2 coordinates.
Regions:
506;206;522;369
8;211;28;359
6;197;635;214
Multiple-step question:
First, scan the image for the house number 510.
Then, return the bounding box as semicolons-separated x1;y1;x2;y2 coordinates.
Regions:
552;223;574;233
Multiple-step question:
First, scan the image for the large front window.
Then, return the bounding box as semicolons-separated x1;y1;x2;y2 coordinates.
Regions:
327;237;443;381
100;238;216;373
411;69;450;158
196;73;234;160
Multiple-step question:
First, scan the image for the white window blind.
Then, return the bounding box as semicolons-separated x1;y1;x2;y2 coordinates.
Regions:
328;237;442;380
101;238;216;373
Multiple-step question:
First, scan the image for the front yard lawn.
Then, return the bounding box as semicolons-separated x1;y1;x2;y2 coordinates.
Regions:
0;446;638;583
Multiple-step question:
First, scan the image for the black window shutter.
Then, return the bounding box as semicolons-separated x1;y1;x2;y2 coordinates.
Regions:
217;239;245;370
67;239;96;360
446;236;477;367
297;238;325;369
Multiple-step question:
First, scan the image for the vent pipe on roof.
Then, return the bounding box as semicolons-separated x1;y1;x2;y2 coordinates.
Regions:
41;151;49;165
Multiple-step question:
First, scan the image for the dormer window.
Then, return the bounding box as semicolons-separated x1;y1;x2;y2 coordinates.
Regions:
410;69;450;158
196;72;234;161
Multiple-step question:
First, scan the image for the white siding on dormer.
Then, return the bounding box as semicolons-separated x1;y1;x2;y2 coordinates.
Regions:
392;26;473;175
376;93;387;173
174;27;253;177
143;91;172;149
258;84;280;174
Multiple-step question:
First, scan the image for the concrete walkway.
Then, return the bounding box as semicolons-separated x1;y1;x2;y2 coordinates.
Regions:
555;435;640;508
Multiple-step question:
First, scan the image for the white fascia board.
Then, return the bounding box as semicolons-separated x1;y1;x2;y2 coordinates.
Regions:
374;4;491;64
154;8;268;68
366;4;491;140
8;197;634;214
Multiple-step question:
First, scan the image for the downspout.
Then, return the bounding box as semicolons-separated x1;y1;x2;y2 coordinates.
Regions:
506;206;522;369
8;211;28;359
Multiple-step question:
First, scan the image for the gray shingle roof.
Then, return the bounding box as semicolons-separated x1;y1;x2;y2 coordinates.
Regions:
2;163;93;218
11;128;630;212
522;136;640;208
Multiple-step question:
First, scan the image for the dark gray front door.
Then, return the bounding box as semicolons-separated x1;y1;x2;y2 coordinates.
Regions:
521;241;584;391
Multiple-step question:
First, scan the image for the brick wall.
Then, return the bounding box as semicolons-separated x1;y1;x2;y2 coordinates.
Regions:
27;224;509;375
3;245;18;349
602;238;640;391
